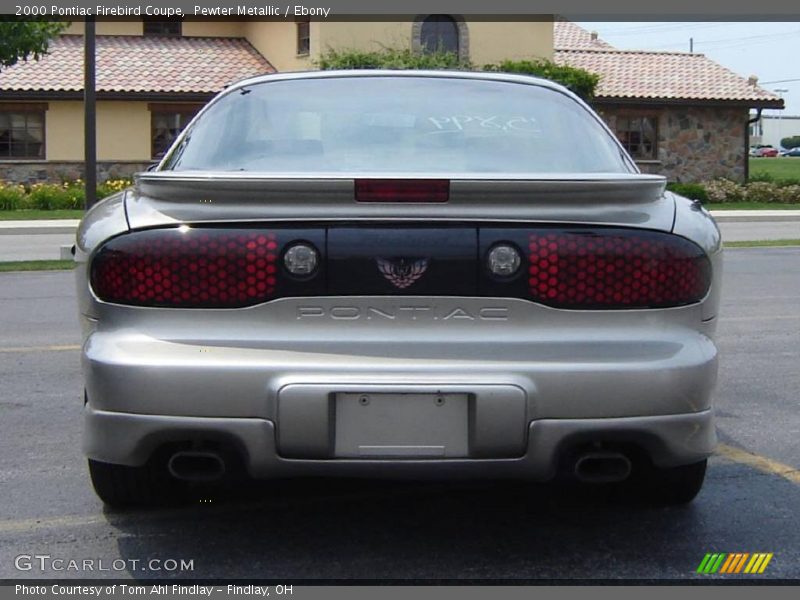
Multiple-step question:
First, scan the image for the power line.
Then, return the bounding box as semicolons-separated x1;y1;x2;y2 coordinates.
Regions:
596;22;727;36
760;78;800;85
606;28;800;52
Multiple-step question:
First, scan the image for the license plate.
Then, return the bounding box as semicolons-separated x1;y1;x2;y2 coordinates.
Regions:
334;392;469;458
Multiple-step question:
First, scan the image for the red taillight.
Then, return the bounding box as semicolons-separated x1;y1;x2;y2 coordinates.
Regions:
91;228;281;308
355;179;449;203
525;230;711;309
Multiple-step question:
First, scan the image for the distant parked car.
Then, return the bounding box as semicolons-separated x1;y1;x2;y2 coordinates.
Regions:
781;147;800;157
757;147;779;157
750;144;775;157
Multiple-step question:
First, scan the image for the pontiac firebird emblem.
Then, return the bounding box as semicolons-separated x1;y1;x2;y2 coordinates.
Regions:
376;257;429;289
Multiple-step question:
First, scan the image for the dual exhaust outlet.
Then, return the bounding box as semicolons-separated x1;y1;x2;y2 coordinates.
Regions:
166;449;632;484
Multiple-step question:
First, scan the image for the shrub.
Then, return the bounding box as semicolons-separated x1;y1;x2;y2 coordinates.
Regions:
317;47;469;70
748;171;774;183
744;181;781;204
774;184;800;204
96;178;133;199
666;182;709;203
26;182;84;210
703;179;746;203
0;182;27;210
0;177;134;212
693;179;800;204
483;59;599;102
316;49;600;102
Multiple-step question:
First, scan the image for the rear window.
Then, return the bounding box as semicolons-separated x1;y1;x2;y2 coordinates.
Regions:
162;76;631;175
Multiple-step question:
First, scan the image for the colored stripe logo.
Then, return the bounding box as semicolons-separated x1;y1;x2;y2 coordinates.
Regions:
697;553;773;574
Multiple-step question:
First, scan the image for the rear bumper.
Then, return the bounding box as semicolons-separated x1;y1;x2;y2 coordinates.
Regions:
81;297;719;475
84;405;715;478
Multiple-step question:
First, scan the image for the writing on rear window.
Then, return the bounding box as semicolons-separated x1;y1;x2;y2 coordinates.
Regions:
428;116;543;134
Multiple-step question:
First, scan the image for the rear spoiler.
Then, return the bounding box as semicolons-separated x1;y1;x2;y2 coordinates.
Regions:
128;172;672;232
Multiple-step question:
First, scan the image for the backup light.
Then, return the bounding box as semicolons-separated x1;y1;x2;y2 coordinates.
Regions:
487;244;522;277
283;243;319;276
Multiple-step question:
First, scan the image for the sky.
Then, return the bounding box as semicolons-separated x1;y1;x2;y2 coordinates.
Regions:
575;22;800;115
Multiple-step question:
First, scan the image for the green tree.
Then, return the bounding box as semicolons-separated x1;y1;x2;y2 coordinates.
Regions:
316;48;600;103
317;47;469;71
0;20;68;69
483;59;600;102
780;136;800;150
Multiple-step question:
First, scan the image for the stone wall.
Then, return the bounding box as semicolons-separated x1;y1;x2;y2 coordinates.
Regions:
595;104;748;183
0;161;153;185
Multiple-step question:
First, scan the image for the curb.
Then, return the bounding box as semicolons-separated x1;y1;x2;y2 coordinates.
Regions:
710;211;800;223
0;220;80;235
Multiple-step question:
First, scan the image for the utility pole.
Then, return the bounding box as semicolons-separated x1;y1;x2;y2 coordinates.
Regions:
84;16;97;209
774;88;788;149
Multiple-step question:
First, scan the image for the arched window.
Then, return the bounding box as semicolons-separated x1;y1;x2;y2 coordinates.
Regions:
420;15;460;55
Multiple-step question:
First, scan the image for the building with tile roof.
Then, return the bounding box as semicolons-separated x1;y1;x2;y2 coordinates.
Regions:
0;17;778;183
0;17;553;183
554;21;782;182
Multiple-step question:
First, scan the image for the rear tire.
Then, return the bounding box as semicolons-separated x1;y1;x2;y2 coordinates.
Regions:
88;458;186;508
631;459;707;506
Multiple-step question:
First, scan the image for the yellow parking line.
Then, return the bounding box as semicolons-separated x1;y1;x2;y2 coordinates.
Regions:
717;444;800;485
0;514;107;534
0;344;80;354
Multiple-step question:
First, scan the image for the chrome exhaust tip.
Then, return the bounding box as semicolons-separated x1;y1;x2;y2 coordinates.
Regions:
574;451;632;483
167;451;226;482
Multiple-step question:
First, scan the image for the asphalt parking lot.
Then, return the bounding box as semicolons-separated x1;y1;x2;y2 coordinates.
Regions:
0;248;798;581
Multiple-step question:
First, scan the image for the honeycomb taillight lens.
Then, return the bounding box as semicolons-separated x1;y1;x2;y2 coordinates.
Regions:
524;229;711;309
90;227;322;308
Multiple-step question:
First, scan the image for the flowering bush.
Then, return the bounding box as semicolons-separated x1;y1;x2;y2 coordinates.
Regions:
27;181;85;209
0;182;27;210
702;179;746;203
670;178;800;204
0;178;133;210
96;178;133;199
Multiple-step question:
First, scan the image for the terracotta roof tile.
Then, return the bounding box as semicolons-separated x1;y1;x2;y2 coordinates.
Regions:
0;35;275;95
553;19;614;50
555;47;781;105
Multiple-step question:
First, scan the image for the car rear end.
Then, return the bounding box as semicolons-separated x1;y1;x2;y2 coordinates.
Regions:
75;71;722;506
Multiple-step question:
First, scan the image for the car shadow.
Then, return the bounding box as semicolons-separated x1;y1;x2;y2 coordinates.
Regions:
102;476;718;581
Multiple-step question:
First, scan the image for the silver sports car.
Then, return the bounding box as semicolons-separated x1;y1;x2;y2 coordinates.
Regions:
76;70;721;507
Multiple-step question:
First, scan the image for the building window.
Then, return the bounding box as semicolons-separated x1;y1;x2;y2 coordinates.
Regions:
0;105;46;160
616;115;658;160
296;19;310;55
412;15;469;62
420;15;459;54
150;104;202;159
143;19;182;37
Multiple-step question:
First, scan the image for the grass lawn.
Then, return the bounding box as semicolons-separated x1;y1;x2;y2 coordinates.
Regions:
725;239;800;248
749;157;800;181
0;260;76;272
706;202;800;210
0;209;84;221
